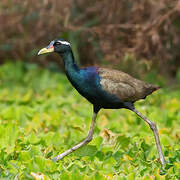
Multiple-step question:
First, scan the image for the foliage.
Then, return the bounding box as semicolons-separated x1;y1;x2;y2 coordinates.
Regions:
0;62;179;179
0;0;72;65
0;1;180;77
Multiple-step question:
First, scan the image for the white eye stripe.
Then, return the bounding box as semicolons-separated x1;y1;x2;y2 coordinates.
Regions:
57;40;71;46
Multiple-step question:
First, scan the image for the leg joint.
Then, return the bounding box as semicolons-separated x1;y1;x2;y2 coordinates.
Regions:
85;135;93;143
150;122;157;131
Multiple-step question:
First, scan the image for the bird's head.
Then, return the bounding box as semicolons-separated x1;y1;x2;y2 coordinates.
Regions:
38;38;71;55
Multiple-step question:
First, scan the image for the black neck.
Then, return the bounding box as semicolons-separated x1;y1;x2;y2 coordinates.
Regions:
58;50;80;71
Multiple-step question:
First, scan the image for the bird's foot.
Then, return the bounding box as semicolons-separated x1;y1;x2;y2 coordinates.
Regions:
159;167;166;175
159;160;168;175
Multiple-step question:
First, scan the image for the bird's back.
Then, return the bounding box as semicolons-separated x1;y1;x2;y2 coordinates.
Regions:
98;68;159;102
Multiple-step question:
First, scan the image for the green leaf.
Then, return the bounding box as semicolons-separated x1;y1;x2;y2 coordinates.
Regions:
115;135;130;150
74;145;97;157
113;151;124;163
26;132;40;144
141;140;150;152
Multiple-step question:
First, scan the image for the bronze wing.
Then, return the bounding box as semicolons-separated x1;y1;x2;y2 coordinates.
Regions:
98;68;158;102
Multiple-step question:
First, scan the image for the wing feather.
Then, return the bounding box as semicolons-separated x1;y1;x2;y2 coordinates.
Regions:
98;68;157;102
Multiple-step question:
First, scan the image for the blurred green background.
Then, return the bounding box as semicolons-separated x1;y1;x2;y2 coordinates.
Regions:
0;0;180;179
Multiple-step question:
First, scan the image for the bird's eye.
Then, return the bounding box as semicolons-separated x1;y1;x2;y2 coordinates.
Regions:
54;42;61;46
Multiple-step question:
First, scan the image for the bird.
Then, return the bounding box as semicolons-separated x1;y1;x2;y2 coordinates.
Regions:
38;38;166;169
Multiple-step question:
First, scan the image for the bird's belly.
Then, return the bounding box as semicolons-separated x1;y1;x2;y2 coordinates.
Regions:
77;85;126;109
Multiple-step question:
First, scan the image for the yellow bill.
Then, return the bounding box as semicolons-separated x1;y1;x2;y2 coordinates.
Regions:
38;46;54;55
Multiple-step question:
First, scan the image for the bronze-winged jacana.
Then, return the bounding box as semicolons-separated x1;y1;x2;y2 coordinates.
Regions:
38;38;166;169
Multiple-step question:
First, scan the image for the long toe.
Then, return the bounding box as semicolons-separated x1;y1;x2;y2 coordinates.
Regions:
160;167;166;175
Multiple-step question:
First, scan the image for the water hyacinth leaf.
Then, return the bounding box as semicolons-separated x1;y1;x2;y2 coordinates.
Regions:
95;151;105;161
18;151;32;161
90;136;103;149
26;132;41;145
74;145;98;157
115;135;130;150
0;124;19;153
113;151;124;163
141;140;151;152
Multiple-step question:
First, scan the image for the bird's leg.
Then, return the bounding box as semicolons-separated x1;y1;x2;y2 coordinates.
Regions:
131;108;166;168
52;111;98;162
